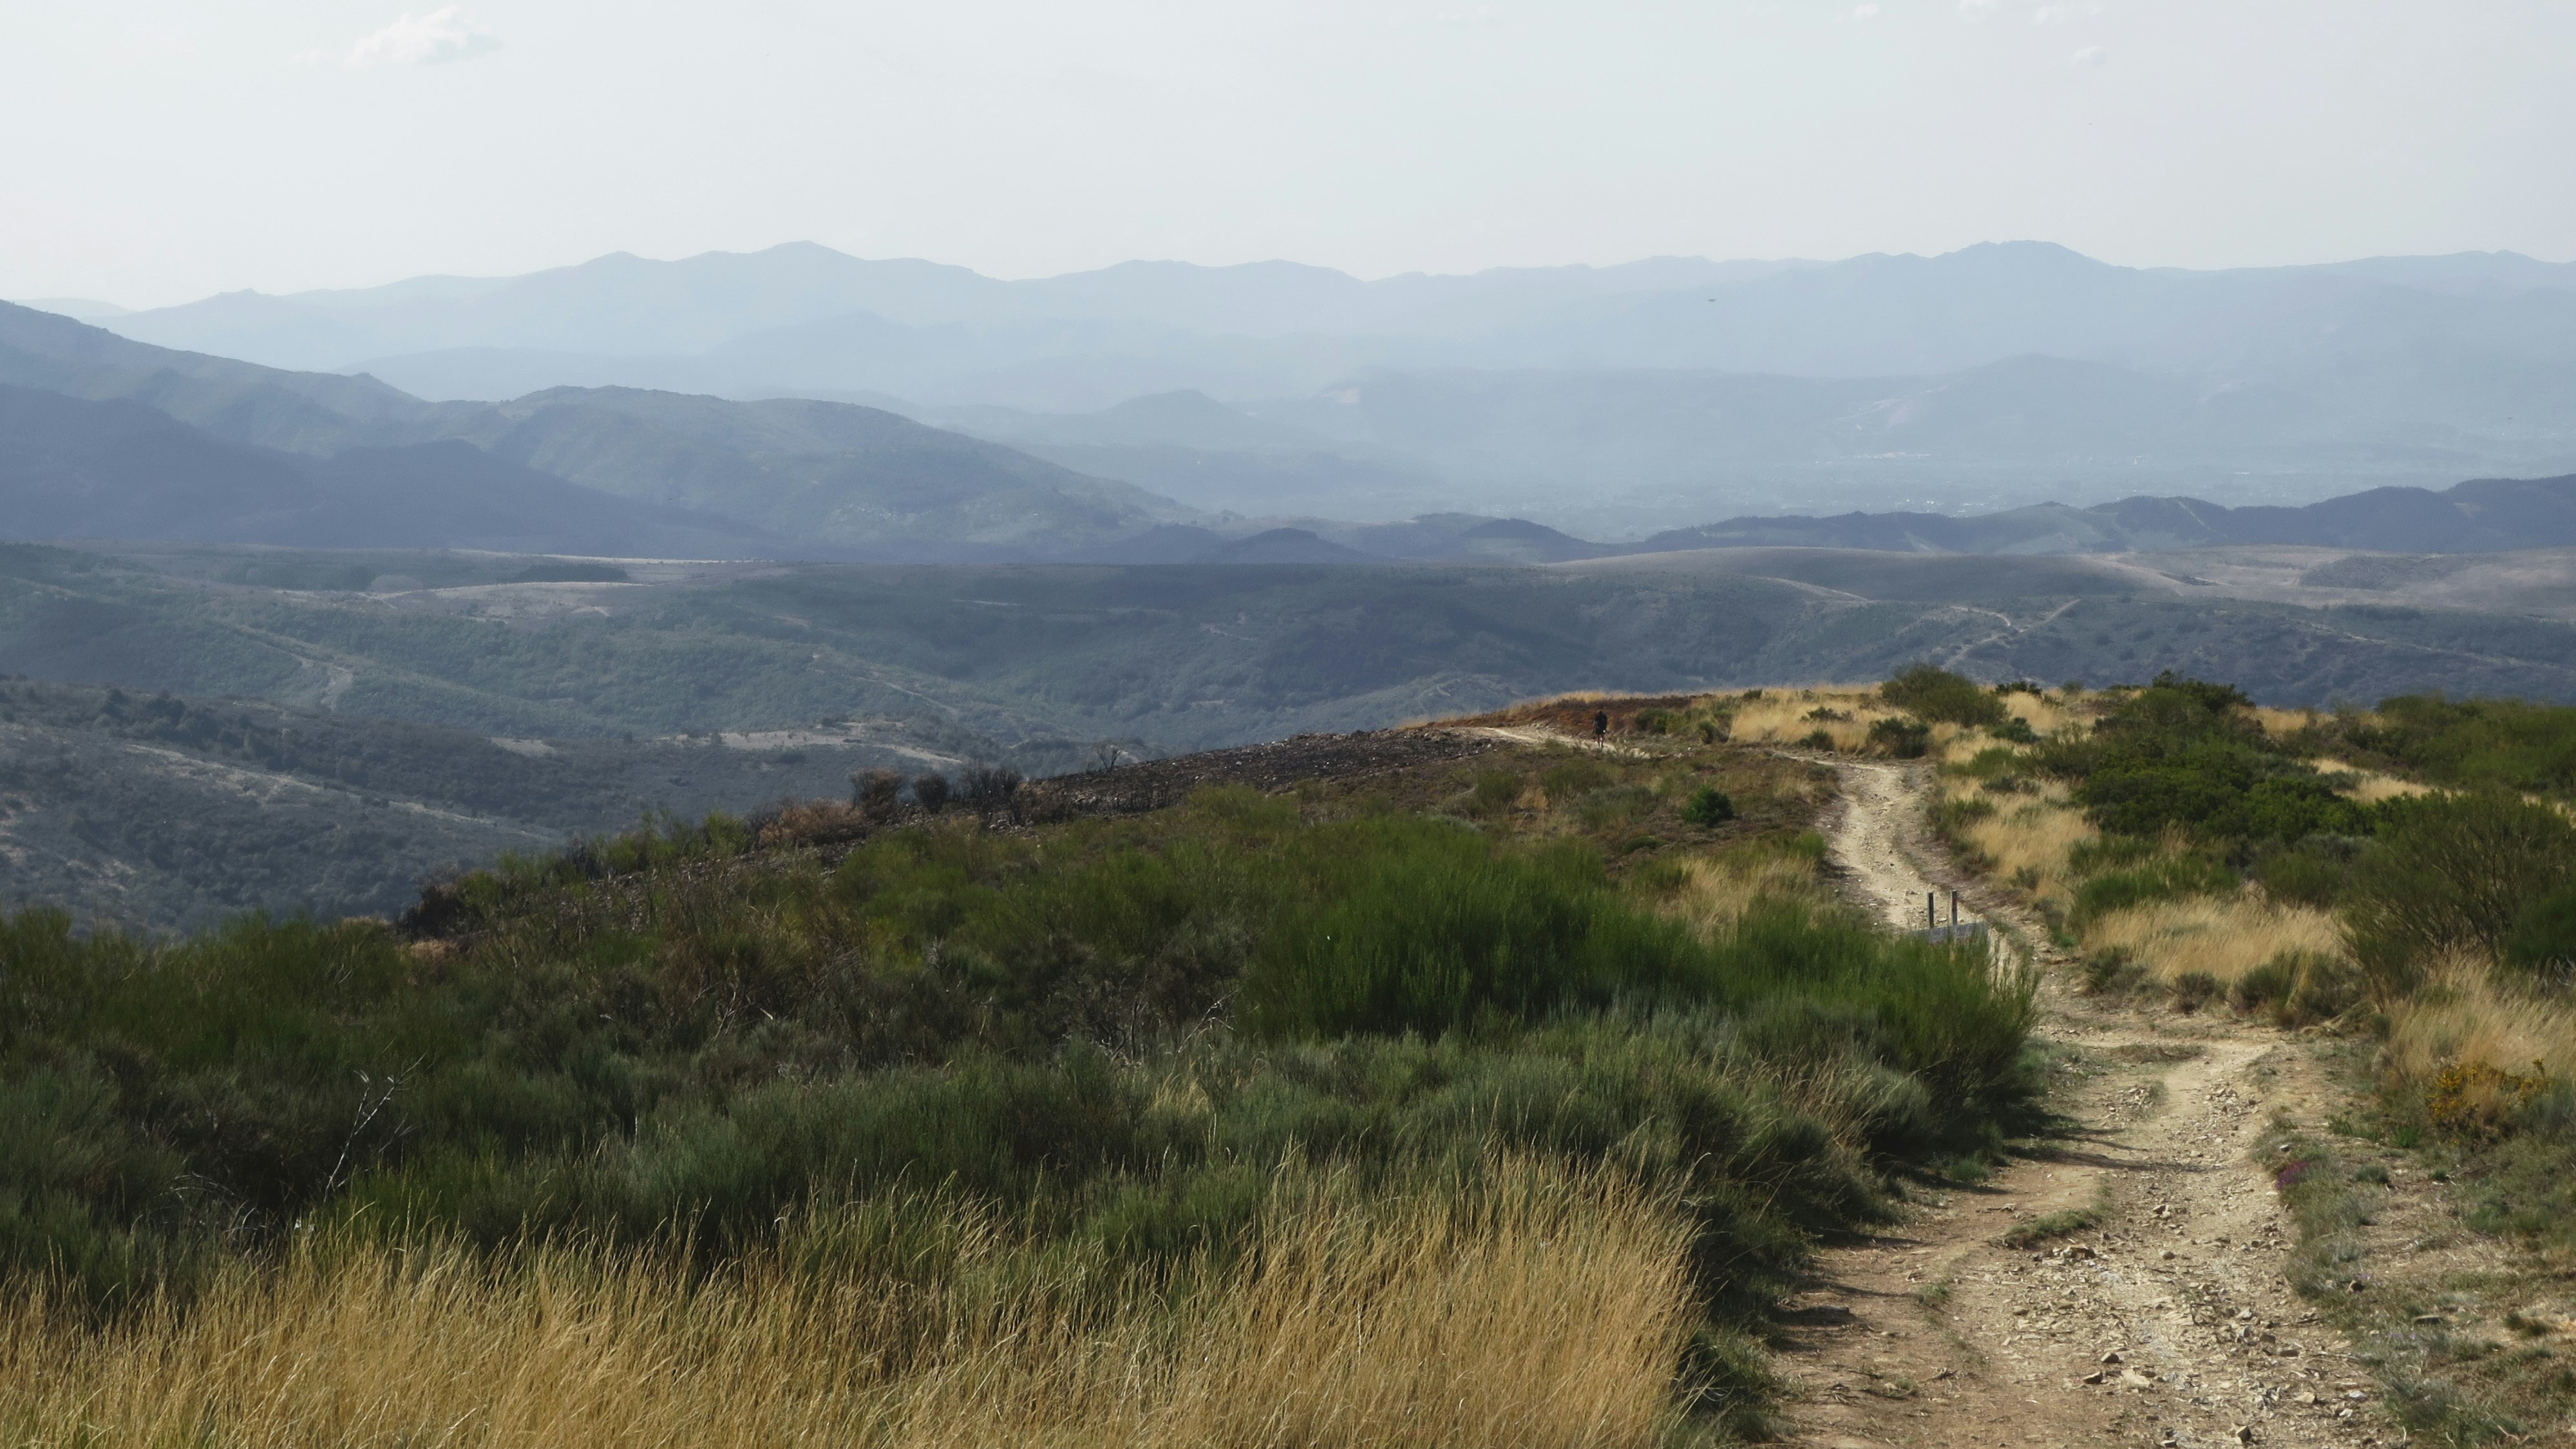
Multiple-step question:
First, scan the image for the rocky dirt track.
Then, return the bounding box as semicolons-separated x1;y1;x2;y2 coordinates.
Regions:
1779;759;2392;1449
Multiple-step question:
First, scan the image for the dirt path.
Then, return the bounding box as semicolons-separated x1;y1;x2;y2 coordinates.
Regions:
1777;760;2391;1449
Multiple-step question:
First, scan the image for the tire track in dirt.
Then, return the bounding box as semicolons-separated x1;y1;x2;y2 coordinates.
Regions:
1776;759;2391;1449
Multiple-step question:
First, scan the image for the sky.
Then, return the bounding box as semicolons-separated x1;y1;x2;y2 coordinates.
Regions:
3;0;2571;308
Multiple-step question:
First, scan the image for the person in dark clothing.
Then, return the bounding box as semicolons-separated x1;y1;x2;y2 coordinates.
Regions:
1593;709;1609;739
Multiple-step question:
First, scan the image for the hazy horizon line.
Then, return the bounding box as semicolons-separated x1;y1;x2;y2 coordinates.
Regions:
20;236;2576;317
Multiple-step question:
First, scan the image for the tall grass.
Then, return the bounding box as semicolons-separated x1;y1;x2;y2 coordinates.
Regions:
2082;892;2344;994
0;1160;1695;1449
2382;957;2576;1090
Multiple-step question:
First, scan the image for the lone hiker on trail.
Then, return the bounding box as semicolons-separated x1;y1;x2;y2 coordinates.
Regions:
1593;709;1609;739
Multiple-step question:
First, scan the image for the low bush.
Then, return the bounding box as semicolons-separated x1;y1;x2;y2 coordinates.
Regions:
851;768;902;815
2168;970;2222;1013
1880;666;2007;728
959;762;1023;811
1541;757;1612;799
2329;694;2576;799
1867;718;1930;759
2230;950;2360;1025
2078;945;2145;996
2504;888;2576;981
2255;837;2360;909
1466;768;1524;816
2345;792;2576;996
1682;788;1736;828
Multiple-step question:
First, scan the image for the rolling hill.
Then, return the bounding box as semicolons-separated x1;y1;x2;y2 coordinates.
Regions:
0;384;794;556
1639;472;2576;556
0;301;1199;558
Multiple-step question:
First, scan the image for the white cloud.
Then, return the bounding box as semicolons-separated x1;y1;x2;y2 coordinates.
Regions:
1956;0;2004;15
310;7;502;68
2069;44;2108;65
2031;1;2105;23
1854;3;1881;17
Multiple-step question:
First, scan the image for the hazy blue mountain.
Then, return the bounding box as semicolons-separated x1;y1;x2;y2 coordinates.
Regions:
101;245;1802;371
94;239;2576;396
1634;473;2576;556
0;298;467;453
447;387;1196;556
88;240;2576;529
0;302;1204;558
0;384;794;556
12;298;131;321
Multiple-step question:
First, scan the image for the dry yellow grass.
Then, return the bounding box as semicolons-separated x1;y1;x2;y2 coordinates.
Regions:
1665;848;1819;935
2383;956;2576;1090
2083;892;2345;990
2311;758;2432;804
1959;793;2096;908
0;1163;1694;1449
1726;687;1902;752
2251;705;2320;739
2002;694;2081;738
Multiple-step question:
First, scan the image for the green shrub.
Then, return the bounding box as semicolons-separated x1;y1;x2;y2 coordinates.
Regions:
1801;729;1837;752
1880;666;2008;728
2346;793;2576;995
2079;945;2145;996
1682;788;1737;828
1540;757;1611;799
2169;971;2221;1013
2503;887;2576;981
1867;718;1931;759
1466;769;1524;815
1577;784;1654;829
2231;954;2297;1012
1633;708;1680;735
1237;835;1702;1039
2340;695;2576;799
2255;838;2360;909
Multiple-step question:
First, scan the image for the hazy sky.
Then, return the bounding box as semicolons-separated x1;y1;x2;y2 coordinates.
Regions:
5;0;2571;307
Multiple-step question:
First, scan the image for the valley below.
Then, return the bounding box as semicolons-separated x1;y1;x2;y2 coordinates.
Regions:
8;535;2576;928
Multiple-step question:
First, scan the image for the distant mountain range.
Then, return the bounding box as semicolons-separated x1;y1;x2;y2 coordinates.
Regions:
1640;472;2576;557
8;281;2576;568
27;240;2576;533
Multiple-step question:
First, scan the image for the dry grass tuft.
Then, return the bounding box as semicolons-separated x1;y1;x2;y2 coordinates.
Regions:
1726;687;1901;752
2003;694;2082;738
2311;758;2433;804
2084;892;2344;990
1961;793;2096;908
0;1162;1694;1449
1665;850;1820;936
2251;706;2320;739
2383;957;2576;1091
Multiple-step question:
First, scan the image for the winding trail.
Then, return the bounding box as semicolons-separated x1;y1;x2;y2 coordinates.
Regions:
1776;759;2389;1449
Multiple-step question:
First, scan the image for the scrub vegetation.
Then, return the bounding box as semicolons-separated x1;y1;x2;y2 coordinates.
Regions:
1899;663;2576;1444
0;719;2037;1446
